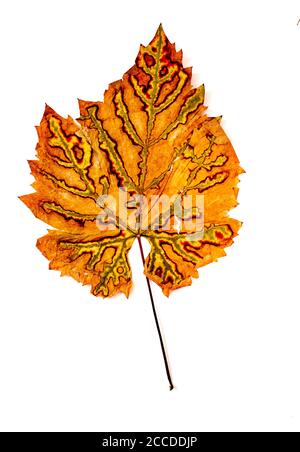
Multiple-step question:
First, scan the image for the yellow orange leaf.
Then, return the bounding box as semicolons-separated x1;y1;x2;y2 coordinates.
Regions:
21;25;242;298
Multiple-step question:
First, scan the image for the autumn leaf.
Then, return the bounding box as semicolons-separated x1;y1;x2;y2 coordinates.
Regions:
21;25;242;299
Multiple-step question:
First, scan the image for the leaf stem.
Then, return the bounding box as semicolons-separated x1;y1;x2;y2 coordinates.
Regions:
137;236;174;391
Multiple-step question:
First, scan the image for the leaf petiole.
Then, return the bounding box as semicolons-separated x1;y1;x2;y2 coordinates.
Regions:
137;235;174;391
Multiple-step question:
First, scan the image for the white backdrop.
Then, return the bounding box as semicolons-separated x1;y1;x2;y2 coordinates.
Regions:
0;0;299;432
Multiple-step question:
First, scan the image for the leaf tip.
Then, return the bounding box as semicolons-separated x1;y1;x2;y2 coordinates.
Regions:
158;23;164;32
155;23;168;41
43;103;56;118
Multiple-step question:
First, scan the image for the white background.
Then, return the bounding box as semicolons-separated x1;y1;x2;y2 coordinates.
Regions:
0;0;299;433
